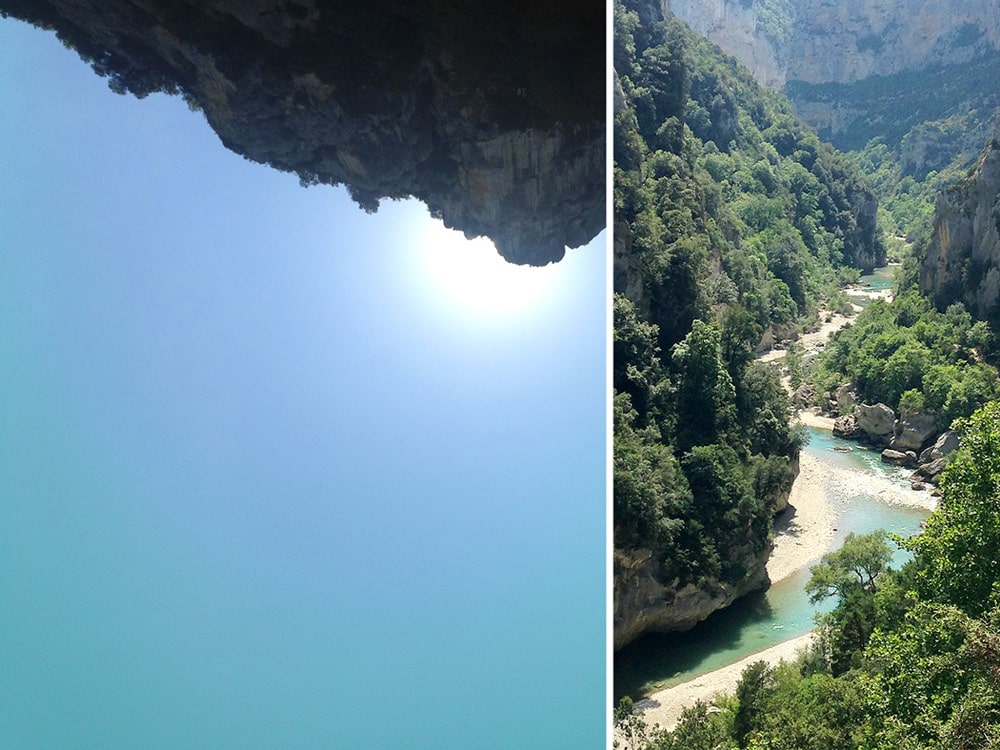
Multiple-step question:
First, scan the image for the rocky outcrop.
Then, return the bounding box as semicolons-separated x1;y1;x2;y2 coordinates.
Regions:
891;411;938;452
920;430;960;463
835;383;858;414
671;0;1000;105
881;448;918;469
614;449;799;649
668;0;1000;88
919;133;1000;321
667;0;1000;148
856;403;896;443
771;452;799;513
2;0;605;265
833;413;863;439
911;430;960;485
614;543;771;650
912;456;948;485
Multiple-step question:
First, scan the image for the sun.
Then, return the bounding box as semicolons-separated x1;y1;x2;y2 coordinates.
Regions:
415;218;557;320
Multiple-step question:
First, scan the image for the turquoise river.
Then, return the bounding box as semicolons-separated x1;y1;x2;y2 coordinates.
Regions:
615;424;932;701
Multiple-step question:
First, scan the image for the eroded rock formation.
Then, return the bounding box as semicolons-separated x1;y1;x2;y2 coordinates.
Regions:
920;133;1000;322
2;0;605;265
613;542;772;650
666;0;1000;146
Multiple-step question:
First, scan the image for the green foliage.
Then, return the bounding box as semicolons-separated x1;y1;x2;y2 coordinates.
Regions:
806;530;892;605
812;292;1000;421
805;530;894;674
643;402;1000;750
734;661;776;747
614;697;653;750
907;402;1000;616
614;0;885;354
653;701;737;750
613;0;883;616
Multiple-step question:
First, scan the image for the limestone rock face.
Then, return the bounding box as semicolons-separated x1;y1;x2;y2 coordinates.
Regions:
667;0;1000;144
668;0;1000;88
666;0;785;87
614;543;771;650
919;134;1000;320
856;403;896;441
3;0;605;266
771;452;799;513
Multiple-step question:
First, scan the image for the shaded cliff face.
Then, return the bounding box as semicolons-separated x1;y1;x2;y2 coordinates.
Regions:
2;0;605;265
613;542;772;649
920;134;1000;324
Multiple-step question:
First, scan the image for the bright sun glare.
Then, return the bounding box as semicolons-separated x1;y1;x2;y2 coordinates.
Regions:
418;219;557;319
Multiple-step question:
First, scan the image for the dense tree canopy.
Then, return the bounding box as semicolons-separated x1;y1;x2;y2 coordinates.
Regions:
621;402;1000;750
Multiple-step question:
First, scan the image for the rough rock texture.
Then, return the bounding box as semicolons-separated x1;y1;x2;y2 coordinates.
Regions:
856;402;896;441
792;383;816;408
833;413;863;439
913;456;949;484
2;0;605;265
919;430;960;463
668;0;1000;87
771;452;798;514
835;383;857;415
667;0;784;88
881;448;917;469
842;188;885;271
919;133;1000;321
666;0;1000;141
891;411;938;452
614;542;771;650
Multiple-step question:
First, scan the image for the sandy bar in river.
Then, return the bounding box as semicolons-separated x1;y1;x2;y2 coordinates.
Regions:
634;634;816;732
634;411;936;732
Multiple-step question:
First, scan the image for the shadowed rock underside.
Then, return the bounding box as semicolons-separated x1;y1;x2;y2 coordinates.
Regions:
3;0;605;265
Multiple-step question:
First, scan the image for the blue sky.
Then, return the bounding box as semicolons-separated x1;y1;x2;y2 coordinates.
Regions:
0;20;607;748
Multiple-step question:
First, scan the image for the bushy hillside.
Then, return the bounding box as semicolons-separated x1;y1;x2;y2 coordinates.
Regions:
623;402;1000;750
613;0;884;647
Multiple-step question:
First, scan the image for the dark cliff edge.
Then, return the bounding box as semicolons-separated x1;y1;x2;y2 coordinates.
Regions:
2;0;605;265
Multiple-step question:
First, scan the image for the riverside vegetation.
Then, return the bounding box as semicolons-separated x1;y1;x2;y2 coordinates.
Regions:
614;0;883;648
615;1;1000;747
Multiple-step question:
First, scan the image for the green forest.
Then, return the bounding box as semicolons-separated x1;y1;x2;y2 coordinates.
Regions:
615;0;1000;747
614;0;883;598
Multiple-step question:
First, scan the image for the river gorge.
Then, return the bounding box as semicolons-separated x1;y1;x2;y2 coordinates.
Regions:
615;269;937;726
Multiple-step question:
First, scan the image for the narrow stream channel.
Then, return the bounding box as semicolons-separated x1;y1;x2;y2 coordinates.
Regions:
614;424;931;701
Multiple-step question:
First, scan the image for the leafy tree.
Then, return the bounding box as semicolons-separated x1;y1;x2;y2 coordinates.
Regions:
908;402;1000;616
671;320;737;452
734;661;776;748
807;530;893;604
806;530;893;673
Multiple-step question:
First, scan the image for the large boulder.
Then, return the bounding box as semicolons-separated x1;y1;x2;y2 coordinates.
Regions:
833;413;863;439
835;383;857;414
793;383;817;407
891;412;938;451
882;449;918;468
919;430;960;463
913;456;950;485
856;403;896;442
